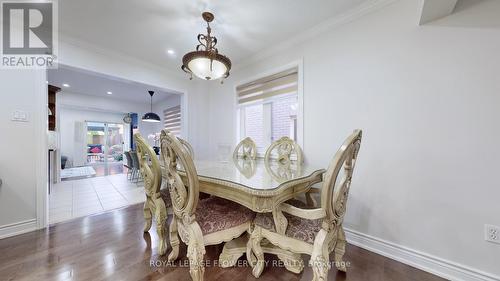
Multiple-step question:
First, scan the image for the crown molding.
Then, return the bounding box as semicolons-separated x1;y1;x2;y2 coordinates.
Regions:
234;0;400;70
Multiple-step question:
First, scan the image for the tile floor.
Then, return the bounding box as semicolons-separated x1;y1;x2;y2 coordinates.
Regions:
49;173;145;224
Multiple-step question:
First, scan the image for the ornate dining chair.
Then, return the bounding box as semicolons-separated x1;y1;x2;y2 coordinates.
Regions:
134;133;172;256
264;136;318;206
123;151;133;180
130;150;142;183
264;136;303;164
160;129;255;281
178;137;195;158
247;130;362;280
233;137;257;160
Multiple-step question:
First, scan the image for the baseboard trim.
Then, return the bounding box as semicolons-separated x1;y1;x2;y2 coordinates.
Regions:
344;227;500;281
0;219;38;240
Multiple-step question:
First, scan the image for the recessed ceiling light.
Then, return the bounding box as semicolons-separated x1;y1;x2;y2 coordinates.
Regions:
107;91;113;95
62;83;70;88
167;49;175;55
45;80;48;84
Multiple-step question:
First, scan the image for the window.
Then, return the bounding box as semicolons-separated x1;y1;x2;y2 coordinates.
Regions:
163;105;181;136
237;67;299;154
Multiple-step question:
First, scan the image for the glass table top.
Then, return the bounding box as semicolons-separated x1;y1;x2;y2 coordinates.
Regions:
184;158;325;190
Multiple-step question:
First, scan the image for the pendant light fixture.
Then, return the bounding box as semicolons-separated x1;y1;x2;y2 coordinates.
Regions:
142;91;161;123
181;12;231;82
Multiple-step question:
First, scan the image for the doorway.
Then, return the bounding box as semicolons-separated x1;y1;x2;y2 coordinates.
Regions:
86;121;125;176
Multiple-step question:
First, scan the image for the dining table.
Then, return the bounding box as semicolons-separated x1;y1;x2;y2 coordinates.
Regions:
161;157;326;272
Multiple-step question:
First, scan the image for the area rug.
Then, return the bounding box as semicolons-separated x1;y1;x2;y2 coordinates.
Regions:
61;166;96;180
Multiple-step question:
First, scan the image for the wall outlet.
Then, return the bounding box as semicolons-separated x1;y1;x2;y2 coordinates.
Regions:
485;224;500;244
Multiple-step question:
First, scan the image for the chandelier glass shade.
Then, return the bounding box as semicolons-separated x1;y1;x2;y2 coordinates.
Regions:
181;12;231;81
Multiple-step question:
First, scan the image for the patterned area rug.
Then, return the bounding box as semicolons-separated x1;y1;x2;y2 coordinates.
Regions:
61;166;97;180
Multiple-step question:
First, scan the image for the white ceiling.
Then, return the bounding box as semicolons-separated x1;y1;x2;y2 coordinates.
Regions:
59;0;369;71
48;66;177;103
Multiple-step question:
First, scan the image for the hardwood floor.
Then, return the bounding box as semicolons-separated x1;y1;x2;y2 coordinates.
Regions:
0;204;446;281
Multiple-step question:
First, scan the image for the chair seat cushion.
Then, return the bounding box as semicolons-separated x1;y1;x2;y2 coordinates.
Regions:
196;197;255;235
159;189;172;207
254;200;322;244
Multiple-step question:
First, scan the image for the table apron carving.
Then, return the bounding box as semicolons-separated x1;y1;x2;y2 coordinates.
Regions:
171;172;323;213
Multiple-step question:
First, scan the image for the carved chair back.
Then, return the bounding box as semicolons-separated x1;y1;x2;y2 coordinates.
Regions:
264;159;302;183
160;129;200;220
134;133;162;198
264;136;303;165
178;137;195;158
320;130;362;230
233;137;257;160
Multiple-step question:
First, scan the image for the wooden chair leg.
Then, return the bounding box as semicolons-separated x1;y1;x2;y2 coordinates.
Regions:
310;229;331;281
334;227;347;272
154;201;168;256
143;200;152;232
187;225;206;281
168;216;180;262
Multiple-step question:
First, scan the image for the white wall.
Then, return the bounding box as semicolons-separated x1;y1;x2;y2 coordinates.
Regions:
58;39;210;159
0;35;210;238
0;70;46;236
206;0;500;278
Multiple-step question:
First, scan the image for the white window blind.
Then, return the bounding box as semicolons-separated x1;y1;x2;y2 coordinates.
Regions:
236;67;298;104
163;105;181;136
237;67;299;155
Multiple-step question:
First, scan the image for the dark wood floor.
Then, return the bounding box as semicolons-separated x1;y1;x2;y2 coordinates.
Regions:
0;204;446;281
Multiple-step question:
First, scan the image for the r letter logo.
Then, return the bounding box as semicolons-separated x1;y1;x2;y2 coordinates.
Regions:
1;1;57;68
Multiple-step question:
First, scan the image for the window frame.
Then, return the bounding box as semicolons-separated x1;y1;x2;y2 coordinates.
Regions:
235;60;304;157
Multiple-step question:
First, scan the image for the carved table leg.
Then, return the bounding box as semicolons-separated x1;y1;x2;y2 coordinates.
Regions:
261;245;304;274
247;227;265;278
272;208;288;235
219;234;248;268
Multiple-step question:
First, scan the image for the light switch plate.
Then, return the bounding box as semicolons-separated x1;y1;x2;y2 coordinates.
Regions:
11;110;29;122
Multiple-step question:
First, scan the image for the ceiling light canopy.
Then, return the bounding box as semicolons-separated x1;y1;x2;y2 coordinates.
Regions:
142;91;161;123
181;12;231;83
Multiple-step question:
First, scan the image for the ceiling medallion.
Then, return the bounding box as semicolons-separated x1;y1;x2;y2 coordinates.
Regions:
181;12;231;83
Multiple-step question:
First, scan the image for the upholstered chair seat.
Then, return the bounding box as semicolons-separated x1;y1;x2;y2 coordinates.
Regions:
159;189;172;207
254;199;321;244
196;197;255;235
